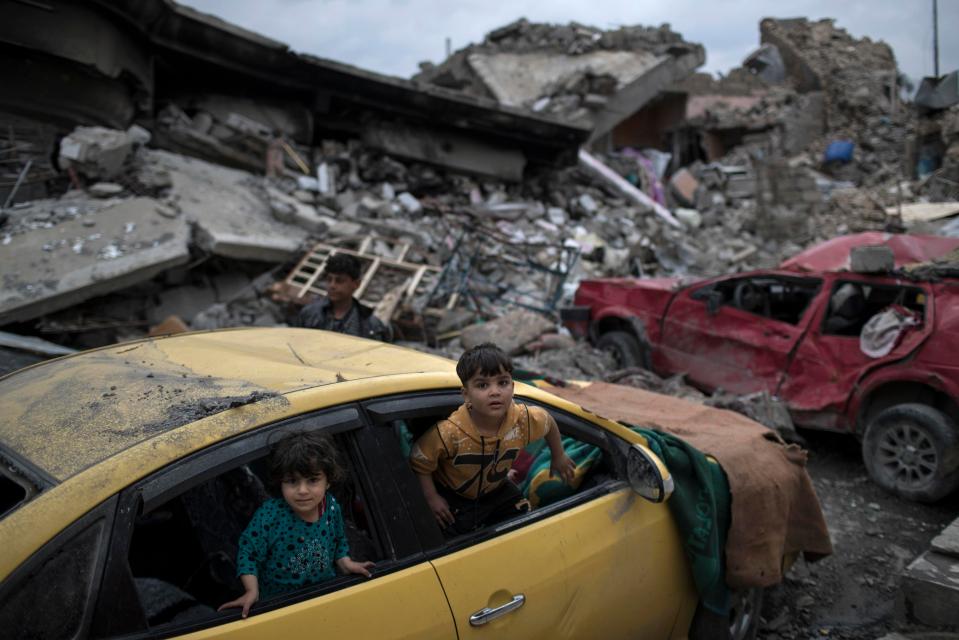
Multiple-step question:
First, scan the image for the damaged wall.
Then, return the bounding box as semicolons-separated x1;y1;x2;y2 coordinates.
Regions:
414;18;705;144
0;0;589;190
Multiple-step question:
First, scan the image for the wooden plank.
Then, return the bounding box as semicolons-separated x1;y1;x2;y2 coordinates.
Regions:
885;202;959;223
355;257;381;299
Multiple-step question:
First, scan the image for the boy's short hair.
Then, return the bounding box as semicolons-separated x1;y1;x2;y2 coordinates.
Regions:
456;342;513;386
268;430;345;488
323;253;362;281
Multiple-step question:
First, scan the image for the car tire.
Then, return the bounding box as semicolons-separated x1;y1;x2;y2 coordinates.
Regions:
597;330;649;369
862;403;959;503
689;587;764;640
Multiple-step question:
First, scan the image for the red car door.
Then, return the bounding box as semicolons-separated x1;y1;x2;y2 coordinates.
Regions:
657;274;821;395
779;277;933;430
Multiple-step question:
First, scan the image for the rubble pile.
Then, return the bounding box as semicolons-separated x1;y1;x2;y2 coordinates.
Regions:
12;102;865;360
756;18;914;188
415;18;703;123
477;18;690;57
2;8;958;384
917;104;959;203
760;18;898;131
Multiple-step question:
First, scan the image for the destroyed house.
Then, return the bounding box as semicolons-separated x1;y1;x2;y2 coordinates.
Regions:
0;0;590;198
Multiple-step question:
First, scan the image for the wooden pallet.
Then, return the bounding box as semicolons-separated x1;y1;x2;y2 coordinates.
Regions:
272;237;452;321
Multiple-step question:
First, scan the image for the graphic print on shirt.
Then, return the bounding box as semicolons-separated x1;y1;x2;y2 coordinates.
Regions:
451;441;519;495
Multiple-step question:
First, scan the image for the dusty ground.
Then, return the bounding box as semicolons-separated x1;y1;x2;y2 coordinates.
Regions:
760;429;959;639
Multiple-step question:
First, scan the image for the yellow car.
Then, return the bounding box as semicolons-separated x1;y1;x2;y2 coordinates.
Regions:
0;328;753;639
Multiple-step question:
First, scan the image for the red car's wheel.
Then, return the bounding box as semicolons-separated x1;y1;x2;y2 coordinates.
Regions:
597;331;648;369
862;403;959;502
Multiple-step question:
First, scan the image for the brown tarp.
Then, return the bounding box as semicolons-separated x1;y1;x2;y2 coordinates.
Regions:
543;381;833;588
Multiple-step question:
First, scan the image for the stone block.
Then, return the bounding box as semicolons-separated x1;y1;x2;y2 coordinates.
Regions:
850;244;894;273
58;126;141;180
900;550;959;627
670;168;698;206
460;309;555;355
931;517;959;558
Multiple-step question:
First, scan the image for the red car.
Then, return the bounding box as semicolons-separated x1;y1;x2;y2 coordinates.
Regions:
568;233;959;502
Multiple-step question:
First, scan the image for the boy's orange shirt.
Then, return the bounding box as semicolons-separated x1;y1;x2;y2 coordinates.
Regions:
410;401;555;499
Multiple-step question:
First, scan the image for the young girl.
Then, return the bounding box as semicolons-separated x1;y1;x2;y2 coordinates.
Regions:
219;431;374;618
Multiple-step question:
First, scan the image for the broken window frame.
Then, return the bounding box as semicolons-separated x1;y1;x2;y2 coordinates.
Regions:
819;279;928;338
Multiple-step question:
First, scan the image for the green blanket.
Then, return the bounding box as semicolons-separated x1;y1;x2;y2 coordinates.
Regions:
520;428;731;615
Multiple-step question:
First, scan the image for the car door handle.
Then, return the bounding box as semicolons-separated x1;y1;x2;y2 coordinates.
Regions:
469;594;526;626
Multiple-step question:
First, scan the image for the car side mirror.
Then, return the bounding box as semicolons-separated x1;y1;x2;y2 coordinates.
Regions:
627;443;674;503
706;290;723;316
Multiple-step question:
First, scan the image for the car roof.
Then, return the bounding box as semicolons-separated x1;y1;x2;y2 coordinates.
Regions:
0;328;457;481
780;232;959;273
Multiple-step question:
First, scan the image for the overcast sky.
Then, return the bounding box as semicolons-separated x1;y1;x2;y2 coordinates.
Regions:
181;0;958;89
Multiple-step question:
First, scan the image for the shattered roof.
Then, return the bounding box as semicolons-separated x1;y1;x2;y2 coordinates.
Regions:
0;328;456;481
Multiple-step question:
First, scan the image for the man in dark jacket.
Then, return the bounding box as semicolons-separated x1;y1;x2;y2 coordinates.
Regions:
295;253;391;342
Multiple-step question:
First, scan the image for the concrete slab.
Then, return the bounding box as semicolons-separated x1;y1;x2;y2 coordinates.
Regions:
468;50;663;109
900;549;959;627
362;122;525;182
588;48;704;142
151;150;305;261
0;197;191;324
931;518;959;558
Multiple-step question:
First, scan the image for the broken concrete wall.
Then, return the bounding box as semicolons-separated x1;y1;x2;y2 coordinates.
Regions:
760;18;899;130
414;18;704;141
0;0;588;193
0;135;325;326
361;121;527;182
0;0;152;129
168;94;314;144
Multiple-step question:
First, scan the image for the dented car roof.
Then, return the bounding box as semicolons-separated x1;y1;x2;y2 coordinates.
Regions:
780;232;959;273
0;328;456;481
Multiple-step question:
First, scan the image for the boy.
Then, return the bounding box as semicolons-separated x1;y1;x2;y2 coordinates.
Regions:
219;431;374;618
410;343;575;534
295;253;391;342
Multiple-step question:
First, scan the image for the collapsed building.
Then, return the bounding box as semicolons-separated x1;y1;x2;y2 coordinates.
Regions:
1;5;958;377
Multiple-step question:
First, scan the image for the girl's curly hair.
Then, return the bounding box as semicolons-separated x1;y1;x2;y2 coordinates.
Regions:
267;430;346;489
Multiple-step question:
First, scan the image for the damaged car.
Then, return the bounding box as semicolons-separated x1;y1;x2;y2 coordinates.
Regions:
568;232;959;502
0;327;765;639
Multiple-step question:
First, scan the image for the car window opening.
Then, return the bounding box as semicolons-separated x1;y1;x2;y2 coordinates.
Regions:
823;282;926;336
0;476;28;519
125;434;382;630
391;406;620;544
702;277;822;324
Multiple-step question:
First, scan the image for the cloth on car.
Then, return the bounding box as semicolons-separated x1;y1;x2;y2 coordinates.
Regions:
860;305;920;358
638;428;731;616
540;381;833;589
520;437;602;508
519;428;732;615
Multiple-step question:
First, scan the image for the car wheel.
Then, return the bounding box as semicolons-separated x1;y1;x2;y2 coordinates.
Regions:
862;403;959;502
689;587;764;640
596;330;648;369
